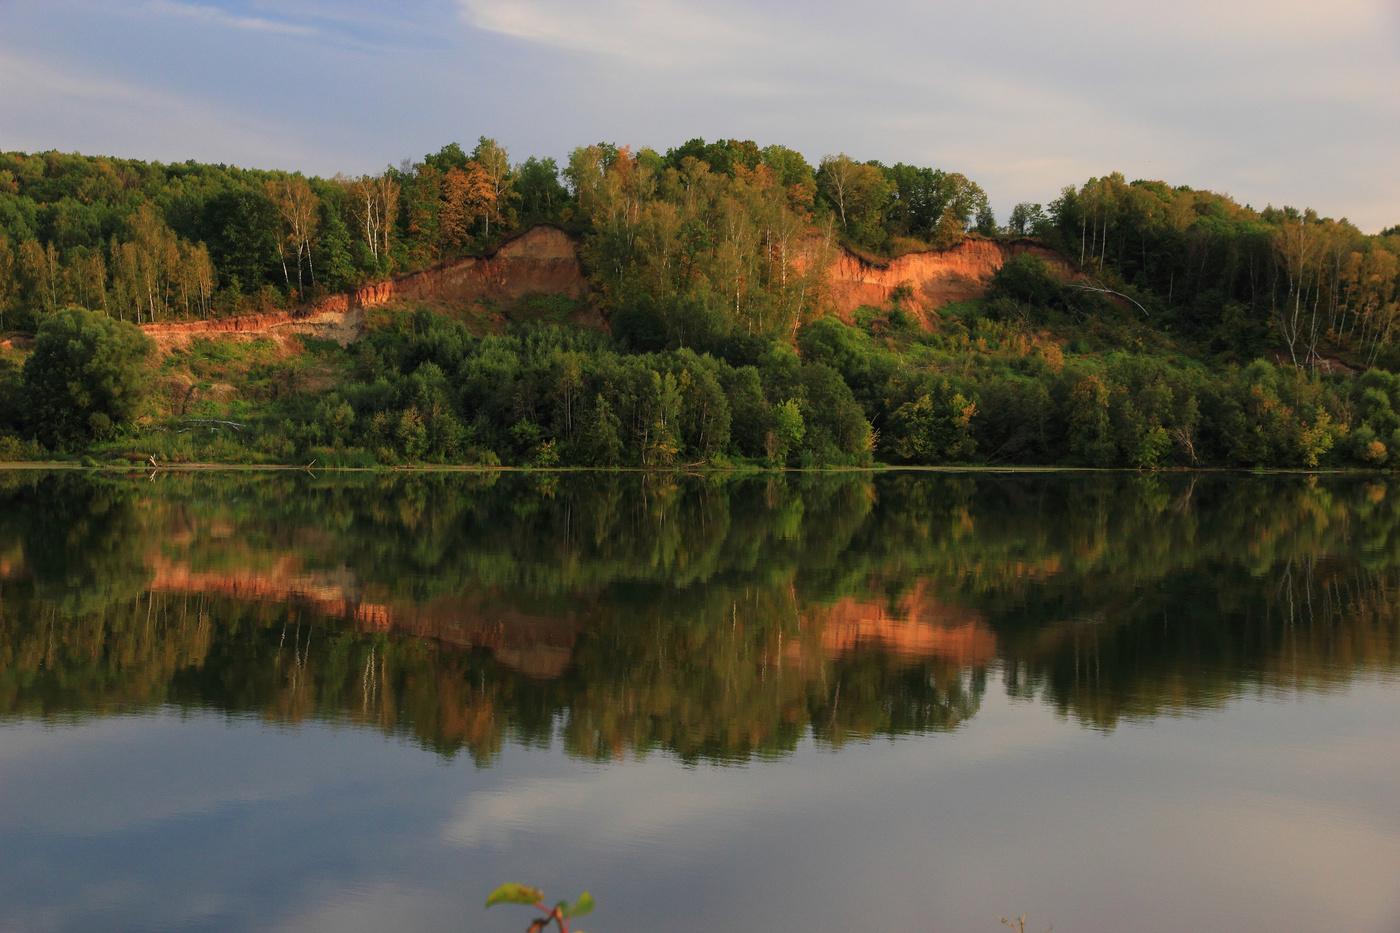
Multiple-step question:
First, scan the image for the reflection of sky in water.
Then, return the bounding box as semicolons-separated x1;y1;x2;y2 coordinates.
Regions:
3;672;1399;933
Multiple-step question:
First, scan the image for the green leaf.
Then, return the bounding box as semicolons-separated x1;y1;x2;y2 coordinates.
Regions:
485;883;544;908
562;892;595;919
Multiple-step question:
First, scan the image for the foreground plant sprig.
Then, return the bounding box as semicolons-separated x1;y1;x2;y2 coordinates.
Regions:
486;883;594;933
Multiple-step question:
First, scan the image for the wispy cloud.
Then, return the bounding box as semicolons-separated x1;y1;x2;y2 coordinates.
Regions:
147;0;317;37
2;0;1397;229
455;0;765;67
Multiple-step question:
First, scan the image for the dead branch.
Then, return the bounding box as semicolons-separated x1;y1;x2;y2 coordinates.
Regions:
182;419;247;431
1067;280;1150;316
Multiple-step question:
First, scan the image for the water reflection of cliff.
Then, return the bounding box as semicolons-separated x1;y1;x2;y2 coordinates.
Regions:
143;556;999;679
147;558;586;679
0;470;1397;762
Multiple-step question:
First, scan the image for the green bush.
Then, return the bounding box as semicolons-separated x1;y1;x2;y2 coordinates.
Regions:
0;435;45;461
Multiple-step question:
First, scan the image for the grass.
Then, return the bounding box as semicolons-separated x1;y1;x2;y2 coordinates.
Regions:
509;292;589;325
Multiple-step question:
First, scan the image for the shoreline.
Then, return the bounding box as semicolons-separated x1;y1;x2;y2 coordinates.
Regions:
0;461;1388;476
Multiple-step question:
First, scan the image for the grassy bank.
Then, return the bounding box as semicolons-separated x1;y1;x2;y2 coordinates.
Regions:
1;302;1397;472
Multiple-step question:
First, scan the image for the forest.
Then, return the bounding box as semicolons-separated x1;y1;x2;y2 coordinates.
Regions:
1;138;1399;469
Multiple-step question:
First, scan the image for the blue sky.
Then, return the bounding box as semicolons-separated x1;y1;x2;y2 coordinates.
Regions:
2;0;1398;230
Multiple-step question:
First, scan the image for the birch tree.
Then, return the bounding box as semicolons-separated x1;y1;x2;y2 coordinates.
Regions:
267;176;320;295
1271;210;1320;366
471;137;514;239
342;172;400;269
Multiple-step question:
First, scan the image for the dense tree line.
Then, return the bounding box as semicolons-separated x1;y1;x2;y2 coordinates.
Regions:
1022;174;1400;370
6;294;1400;468
0;139;993;335
2;141;1400;468
0;140;553;331
306;308;872;467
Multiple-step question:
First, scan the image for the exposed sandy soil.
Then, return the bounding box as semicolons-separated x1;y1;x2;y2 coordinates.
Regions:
822;236;1075;319
142;225;590;354
135;227;1070;352
144;306;366;354
378;224;588;308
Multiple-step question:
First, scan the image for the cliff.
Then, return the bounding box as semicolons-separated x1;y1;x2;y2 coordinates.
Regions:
308;223;588;317
136;227;1071;351
824;237;1074;317
142;225;590;352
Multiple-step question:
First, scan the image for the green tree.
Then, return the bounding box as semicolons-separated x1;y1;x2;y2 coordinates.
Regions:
885;382;978;463
0;232;15;331
936;173;990;246
21;306;154;445
769;398;805;464
1067;373;1115;466
883;163;950;240
0;350;21;432
471;137;516;239
515;157;569;222
760;145;817;211
664;138;762;177
816;155;891;246
201;186;280;291
975;202;997;236
1007;203;1047;236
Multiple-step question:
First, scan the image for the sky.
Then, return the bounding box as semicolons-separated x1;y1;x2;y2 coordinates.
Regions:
1;0;1399;231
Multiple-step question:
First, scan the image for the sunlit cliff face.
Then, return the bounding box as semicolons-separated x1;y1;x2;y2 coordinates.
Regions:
135;226;1075;354
816;237;1076;320
141;225;597;354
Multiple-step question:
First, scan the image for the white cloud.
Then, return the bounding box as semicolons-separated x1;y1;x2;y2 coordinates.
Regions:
455;0;770;67
273;882;458;933
146;0;317;36
445;0;1400;228
441;690;1079;852
2;0;1397;228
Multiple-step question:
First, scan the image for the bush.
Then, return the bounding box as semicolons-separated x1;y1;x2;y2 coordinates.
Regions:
0;435;45;461
988;254;1064;308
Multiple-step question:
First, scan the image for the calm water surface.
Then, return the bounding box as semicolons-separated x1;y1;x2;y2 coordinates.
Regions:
0;470;1398;932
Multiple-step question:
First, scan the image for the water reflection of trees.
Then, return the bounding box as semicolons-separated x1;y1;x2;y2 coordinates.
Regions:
0;470;1397;761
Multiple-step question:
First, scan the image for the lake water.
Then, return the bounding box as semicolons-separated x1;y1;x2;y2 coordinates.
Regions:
1;470;1398;933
